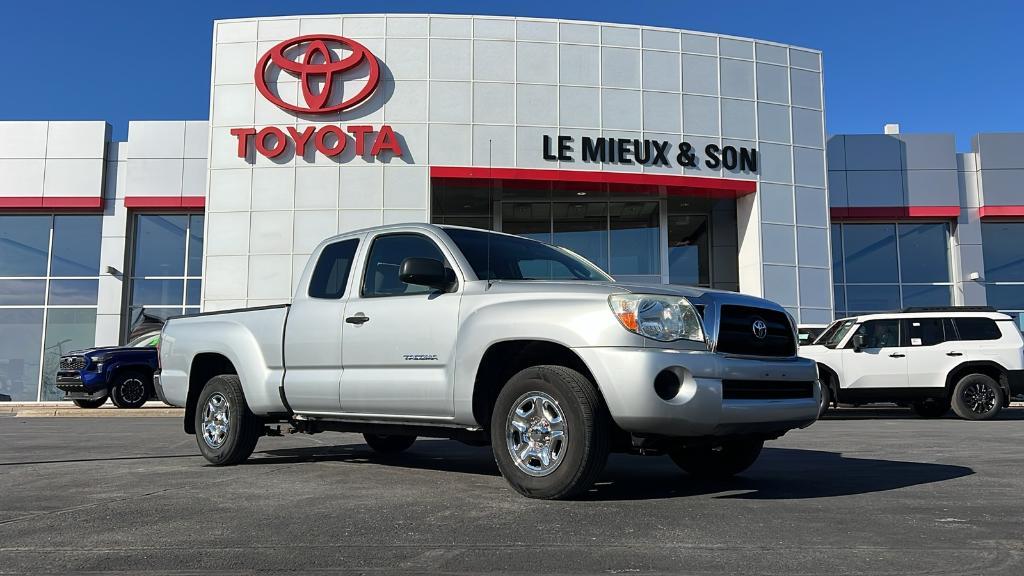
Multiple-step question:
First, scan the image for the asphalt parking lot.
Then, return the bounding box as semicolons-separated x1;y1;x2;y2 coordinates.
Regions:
1;409;1023;575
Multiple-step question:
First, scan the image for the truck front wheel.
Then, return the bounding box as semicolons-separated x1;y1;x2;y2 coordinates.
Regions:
670;438;764;479
194;375;262;465
490;365;610;500
110;370;151;409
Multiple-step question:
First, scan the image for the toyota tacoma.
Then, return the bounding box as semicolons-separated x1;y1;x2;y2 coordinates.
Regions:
156;223;819;499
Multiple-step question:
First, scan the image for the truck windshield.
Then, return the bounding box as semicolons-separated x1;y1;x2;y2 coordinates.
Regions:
820;319;857;348
443;227;613;282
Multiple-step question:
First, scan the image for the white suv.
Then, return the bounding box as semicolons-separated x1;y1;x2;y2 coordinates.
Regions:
800;307;1024;420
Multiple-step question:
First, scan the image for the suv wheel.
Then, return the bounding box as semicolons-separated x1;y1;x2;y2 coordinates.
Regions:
490;365;609;500
194;375;262;465
363;434;416;454
951;373;1003;420
910;398;950;418
817;380;831;418
73;397;107;409
109;371;151;409
670;438;764;479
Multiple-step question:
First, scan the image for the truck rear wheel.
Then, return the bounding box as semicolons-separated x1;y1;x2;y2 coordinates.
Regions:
194;375;262;465
951;373;1003;420
670;438;764;479
490;365;609;500
363;434;416;453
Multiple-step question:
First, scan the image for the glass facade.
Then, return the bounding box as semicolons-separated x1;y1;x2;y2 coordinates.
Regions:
981;221;1024;329
127;214;204;328
0;215;102;401
832;222;953;317
431;182;733;287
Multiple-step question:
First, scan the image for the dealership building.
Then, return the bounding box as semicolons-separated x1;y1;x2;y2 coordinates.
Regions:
1;13;1022;401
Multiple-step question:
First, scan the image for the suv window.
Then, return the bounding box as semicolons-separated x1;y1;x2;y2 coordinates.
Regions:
905;318;945;347
308;239;359;299
361;234;447;297
851;319;900;349
822;319;856;348
952;317;1001;341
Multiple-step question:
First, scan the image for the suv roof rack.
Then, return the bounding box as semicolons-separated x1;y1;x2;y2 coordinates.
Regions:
901;306;998;313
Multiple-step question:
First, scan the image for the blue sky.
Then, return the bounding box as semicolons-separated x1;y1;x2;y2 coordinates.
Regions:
2;1;1020;149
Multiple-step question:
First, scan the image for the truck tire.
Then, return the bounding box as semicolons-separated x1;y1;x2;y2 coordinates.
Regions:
910;398;950;418
669;438;764;479
109;370;151;409
489;365;610;500
73;397;107;409
951;373;1003;421
194;374;262;465
363;434;416;454
817;380;831;418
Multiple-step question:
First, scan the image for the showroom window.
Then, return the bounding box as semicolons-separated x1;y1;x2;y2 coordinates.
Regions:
832;222;952;317
981;221;1024;330
127;214;203;330
0;215;102;401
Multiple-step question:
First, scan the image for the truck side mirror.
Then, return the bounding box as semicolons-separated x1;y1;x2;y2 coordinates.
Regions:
851;333;865;352
399;257;454;292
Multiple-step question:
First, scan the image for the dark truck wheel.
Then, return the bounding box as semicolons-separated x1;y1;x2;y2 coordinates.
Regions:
951;373;1003;420
910;398;950;418
490;365;609;500
109;370;151;409
73;397;107;409
363;434;416;453
194;375;262;465
670;438;764;479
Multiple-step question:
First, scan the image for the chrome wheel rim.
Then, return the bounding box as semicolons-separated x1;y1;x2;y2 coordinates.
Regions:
120;378;146;405
505;391;567;477
201;393;231;449
962;382;997;414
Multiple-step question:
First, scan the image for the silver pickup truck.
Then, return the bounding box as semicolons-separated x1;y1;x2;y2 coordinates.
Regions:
157;223;819;499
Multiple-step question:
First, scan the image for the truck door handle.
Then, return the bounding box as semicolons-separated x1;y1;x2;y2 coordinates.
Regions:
946;351;963;357
345;314;370;325
889;353;905;358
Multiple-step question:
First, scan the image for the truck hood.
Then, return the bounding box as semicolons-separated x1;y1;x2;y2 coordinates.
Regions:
65;345;154;359
483;280;788;312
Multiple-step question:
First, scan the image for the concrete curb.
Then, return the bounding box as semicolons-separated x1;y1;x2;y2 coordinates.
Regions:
0;402;183;418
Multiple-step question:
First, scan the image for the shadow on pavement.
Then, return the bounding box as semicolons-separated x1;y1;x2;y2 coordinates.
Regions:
256;441;974;501
822;406;1024;421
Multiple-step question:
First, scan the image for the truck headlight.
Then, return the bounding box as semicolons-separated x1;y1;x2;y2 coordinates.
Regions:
608;294;705;343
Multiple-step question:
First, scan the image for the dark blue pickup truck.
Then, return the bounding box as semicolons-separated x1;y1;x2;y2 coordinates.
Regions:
55;332;160;409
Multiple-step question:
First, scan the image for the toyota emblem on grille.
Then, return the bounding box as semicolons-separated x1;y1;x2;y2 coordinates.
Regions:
751;318;768;339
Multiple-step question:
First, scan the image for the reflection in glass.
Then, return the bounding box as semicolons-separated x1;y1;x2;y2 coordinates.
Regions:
982;222;1024;282
133;215;187;277
553;203;608;271
0;215;50;276
985;285;1024;310
51;216;102;277
48;279;100;306
845;284;900;314
833;284;846;317
186;279;201;306
898;223;950;283
610;202;659;276
187;215;204;276
502;202;551;243
830;225;843;283
0;309;44;401
842;224;898;283
668;215;709;286
0;280;46;305
901;284;952;308
131;279;185;306
40;309;96;401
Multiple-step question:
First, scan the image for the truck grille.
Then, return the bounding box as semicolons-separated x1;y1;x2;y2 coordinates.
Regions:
715;305;795;357
59;356;86;371
722;380;815;400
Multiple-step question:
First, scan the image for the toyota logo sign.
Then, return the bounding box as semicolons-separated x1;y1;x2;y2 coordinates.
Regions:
255;34;380;114
751;319;768;340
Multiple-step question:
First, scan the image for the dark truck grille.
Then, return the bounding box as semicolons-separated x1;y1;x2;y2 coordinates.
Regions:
716;305;795;357
59;356;86;371
722;380;815;400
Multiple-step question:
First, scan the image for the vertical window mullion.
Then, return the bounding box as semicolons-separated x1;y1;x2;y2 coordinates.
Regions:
36;216;55;401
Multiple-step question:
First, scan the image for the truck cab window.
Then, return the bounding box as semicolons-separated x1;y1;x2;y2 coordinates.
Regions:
362;234;447;297
308;239;359;299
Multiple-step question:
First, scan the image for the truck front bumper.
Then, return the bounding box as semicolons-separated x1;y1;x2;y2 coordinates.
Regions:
574;347;819;438
55;373;108;401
